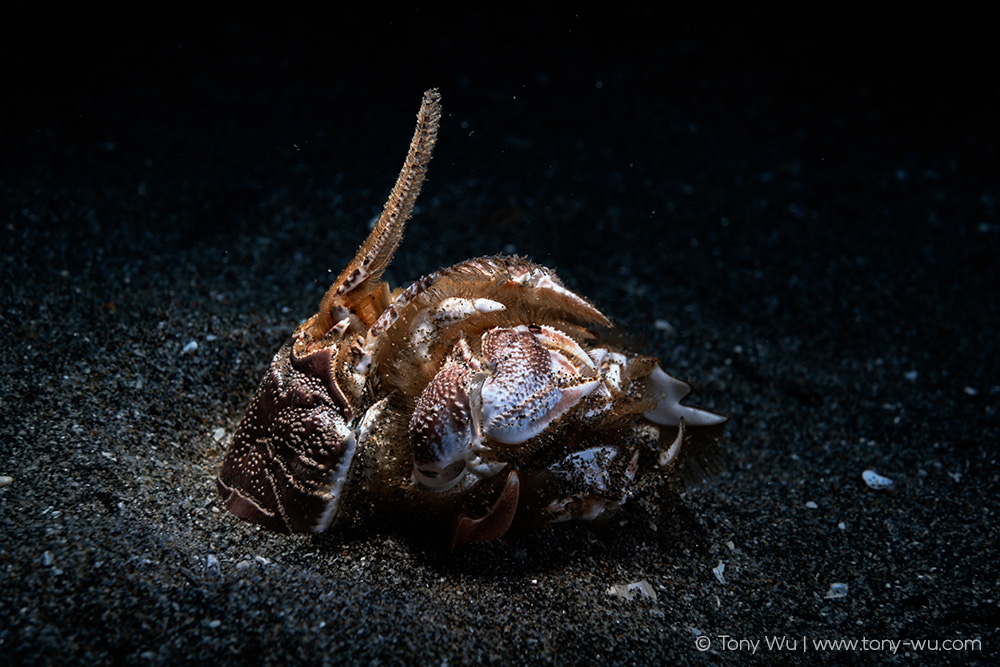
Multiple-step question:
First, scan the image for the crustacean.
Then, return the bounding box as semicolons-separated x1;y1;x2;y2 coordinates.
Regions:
216;89;726;547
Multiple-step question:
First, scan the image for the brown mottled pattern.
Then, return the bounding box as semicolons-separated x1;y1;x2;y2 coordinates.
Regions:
288;345;354;422
215;90;724;543
481;328;551;410
217;340;354;533
409;357;474;466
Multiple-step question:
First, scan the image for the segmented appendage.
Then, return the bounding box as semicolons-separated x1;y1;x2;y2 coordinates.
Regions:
216;90;443;533
357;253;724;544
309;88;442;337
216;89;726;546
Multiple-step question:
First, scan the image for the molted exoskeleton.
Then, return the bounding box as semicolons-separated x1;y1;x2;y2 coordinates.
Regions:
216;89;726;546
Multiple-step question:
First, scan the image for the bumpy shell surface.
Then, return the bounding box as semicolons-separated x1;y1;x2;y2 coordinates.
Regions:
216;90;725;546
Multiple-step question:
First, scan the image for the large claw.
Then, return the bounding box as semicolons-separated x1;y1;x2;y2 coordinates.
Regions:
480;327;600;444
409;339;506;490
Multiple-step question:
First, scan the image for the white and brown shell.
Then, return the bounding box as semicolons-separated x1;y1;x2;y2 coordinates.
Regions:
216;90;726;547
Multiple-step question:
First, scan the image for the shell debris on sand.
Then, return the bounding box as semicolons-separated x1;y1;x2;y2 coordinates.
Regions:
824;582;850;599
606;580;657;601
862;469;895;491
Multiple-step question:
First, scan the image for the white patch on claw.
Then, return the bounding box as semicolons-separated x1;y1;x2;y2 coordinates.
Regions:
607;351;628;366
409;311;436;361
480;328;601;444
604;364;622;392
433;297;477;324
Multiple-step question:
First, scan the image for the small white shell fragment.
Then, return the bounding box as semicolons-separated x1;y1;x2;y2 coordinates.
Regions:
606;584;632;600
212;427;227;442
805;501;818;509
626;580;658;602
712;561;726;584
654;318;675;334
182;340;198;354
824;582;849;599
862;469;895;491
0;475;12;488
607;581;657;602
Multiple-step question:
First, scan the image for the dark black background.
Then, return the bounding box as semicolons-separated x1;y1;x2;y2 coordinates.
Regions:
2;12;997;666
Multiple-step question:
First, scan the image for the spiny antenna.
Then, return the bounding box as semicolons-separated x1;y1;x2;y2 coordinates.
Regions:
310;89;442;334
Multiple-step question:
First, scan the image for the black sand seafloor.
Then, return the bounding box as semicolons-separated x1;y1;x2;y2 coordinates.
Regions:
2;15;997;666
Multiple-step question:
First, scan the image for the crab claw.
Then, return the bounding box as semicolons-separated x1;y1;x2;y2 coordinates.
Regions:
216;343;358;534
480;327;600;444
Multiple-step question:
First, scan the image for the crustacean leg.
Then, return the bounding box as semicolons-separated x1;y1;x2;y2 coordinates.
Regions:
480;327;600;444
409;339;505;490
217;90;443;534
